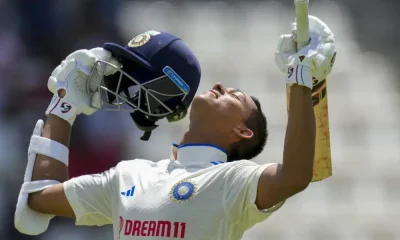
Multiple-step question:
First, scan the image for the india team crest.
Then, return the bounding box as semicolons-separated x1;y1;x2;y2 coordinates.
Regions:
128;33;151;48
170;180;197;203
128;30;161;48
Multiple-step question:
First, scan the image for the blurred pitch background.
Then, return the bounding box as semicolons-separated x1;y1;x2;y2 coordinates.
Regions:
0;0;399;239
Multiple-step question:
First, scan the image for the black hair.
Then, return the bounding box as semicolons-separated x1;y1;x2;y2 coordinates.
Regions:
227;96;268;161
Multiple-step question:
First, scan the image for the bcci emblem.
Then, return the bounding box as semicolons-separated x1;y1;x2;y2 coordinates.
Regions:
170;180;197;203
128;33;151;48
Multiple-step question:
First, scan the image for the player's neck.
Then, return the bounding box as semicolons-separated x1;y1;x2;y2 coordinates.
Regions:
179;125;230;152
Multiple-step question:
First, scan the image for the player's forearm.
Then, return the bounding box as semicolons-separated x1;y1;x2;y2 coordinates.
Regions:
281;84;315;188
28;114;71;211
30;114;71;182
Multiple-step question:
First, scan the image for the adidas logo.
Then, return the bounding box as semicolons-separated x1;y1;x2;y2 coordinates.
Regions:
121;186;135;197
210;161;224;165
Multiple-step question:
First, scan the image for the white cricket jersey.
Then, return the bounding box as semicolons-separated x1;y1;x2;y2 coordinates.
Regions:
63;144;283;240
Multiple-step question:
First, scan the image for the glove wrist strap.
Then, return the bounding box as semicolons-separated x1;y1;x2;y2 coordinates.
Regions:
286;65;313;89
45;96;79;125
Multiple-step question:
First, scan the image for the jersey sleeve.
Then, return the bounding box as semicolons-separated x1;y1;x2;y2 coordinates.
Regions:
63;167;116;226
223;161;284;230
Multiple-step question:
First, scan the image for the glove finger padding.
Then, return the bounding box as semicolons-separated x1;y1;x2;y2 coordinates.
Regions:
48;60;67;93
292;15;335;42
89;47;121;76
48;48;122;93
312;41;336;81
89;47;112;60
65;49;98;75
47;50;96;94
50;60;66;78
296;30;336;81
275;34;297;73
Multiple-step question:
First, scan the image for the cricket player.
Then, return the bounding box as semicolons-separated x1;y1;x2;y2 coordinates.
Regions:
15;16;336;239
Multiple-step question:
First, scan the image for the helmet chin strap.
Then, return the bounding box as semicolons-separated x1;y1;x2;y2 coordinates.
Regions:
130;104;188;141
130;111;159;141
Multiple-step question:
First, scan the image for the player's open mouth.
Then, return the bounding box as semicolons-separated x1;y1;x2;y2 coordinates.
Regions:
208;90;219;98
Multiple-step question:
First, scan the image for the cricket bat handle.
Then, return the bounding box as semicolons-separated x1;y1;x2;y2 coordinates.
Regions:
294;0;310;50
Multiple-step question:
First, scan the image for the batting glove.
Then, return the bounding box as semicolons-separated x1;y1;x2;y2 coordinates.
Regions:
275;15;337;89
45;48;121;125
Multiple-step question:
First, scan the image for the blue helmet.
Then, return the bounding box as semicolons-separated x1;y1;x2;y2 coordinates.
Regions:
88;31;201;140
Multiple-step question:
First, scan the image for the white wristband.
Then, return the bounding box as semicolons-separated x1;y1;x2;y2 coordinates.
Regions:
287;65;313;89
45;96;79;125
29;135;69;166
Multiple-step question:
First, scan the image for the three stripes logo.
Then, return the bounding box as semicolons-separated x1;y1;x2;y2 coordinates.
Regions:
210;161;224;165
121;186;135;197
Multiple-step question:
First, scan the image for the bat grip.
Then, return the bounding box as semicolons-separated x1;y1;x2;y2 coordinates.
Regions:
295;0;310;50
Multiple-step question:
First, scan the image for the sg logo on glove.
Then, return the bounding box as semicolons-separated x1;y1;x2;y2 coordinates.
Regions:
287;67;294;79
60;102;72;114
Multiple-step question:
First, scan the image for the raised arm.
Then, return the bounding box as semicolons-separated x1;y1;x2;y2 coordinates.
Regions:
28;111;75;217
256;16;336;210
256;85;315;209
15;48;120;235
27;48;103;218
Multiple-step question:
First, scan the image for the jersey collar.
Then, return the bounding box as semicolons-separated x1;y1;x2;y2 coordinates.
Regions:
170;144;228;165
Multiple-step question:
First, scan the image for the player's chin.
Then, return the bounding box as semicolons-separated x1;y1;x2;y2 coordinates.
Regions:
191;94;215;111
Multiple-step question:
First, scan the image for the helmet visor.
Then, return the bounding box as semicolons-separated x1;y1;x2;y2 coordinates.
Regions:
87;59;188;118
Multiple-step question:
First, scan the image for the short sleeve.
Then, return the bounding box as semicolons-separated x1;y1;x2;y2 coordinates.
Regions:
63;167;116;226
223;161;284;230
